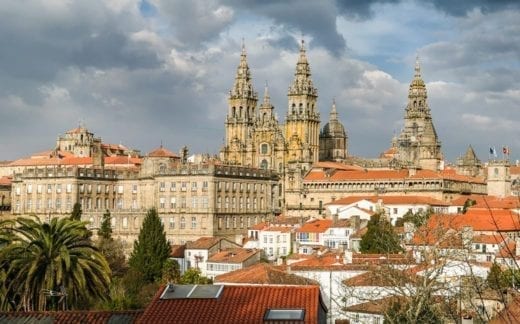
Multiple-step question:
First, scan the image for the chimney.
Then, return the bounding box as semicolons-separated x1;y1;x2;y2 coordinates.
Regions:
344;250;353;264
352;215;361;231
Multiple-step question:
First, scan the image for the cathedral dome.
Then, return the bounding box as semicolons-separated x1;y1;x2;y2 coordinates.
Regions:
322;119;346;138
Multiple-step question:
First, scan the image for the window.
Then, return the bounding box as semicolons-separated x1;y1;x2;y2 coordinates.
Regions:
36;199;41;210
191;182;197;191
180;217;186;229
160;197;165;209
117;185;124;194
169;217;175;229
27;184;33;194
202;181;208;191
47;184;52;193
170;182;176;191
260;159;268;170
122;217;128;229
95;198;100;209
27;199;32;210
96;184;101;194
170;197;176;209
132;199;137;209
191;217;197;229
117;198;123;209
37;184;42;194
181;182;187;191
87;184;92;193
111;217;116;228
66;197;71;210
160;182;166;192
261;143;268;154
132;184;138;193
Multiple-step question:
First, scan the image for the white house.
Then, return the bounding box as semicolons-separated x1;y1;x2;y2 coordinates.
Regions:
205;248;261;279
184;237;240;276
326;195;450;225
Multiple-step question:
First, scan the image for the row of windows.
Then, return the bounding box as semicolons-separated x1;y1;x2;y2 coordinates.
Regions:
262;234;288;244
216;196;264;210
158;196;209;209
217;215;260;230
15;198;73;212
159;181;209;192
217;182;265;192
305;181;444;191
16;183;73;195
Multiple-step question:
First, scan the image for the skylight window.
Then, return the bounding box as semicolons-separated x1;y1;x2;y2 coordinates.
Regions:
264;309;305;321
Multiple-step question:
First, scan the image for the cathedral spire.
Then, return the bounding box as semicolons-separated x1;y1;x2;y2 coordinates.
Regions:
414;55;421;79
230;41;256;100
263;81;270;106
288;38;316;97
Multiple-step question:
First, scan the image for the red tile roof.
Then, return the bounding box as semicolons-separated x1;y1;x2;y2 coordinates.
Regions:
472;234;506;245
490;293;520;323
329;195;449;206
170;244;186;258
495;240;517;259
185;237;239;250
296;219;332;233
0;310;142;323
138;285;326;324
304;167;485;184
147;146;179;158
207;248;260;264
0;176;12;186
215;263;318;285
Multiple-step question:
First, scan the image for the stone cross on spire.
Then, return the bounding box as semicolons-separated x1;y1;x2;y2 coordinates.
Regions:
330;98;338;121
414;55;421;79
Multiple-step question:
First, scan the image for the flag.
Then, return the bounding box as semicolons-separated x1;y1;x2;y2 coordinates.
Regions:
503;146;510;155
489;147;494;155
490;147;497;157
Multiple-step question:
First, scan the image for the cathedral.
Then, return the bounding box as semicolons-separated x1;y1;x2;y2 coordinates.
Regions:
220;40;347;174
220;41;444;178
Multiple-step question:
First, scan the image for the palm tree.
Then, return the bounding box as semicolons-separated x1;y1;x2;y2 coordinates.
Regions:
0;216;111;311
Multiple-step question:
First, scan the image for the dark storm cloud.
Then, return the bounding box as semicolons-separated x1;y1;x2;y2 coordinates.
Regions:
0;1;159;83
424;0;520;16
224;0;346;55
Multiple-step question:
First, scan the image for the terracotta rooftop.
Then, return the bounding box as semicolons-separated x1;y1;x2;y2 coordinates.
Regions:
215;263;318;285
304;167;485;184
495;240;517;259
472;234;506;245
147;146;179;158
185;237;238;250
207;248;259;264
343;270;400;287
8;154;141;167
170;244;186;258
344;296;405;314
0;310;142;324
296;219;332;233
328;195;449;206
138;285;326;324
0;176;12;186
490;293;520;323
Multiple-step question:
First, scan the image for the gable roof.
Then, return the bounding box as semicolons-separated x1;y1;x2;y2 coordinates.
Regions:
185;237;239;250
296;219;332;233
207;248;259;264
0;310;142;324
215;263;318;285
147;146;179;158
138;285;326;324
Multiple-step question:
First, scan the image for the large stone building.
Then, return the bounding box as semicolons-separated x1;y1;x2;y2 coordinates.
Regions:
7;127;278;248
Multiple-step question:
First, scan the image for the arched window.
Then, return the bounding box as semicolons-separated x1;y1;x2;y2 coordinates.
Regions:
239;106;243;118
232;106;236;117
260;159;268;170
159;164;166;174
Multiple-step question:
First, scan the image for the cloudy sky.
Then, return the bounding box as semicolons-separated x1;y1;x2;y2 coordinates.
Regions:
1;0;519;164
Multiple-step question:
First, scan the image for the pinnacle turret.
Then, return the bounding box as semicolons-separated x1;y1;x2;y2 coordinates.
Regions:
229;41;257;100
288;39;317;97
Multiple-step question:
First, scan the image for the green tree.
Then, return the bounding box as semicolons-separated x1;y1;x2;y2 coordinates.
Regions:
162;259;181;284
0;216;111;311
98;209;112;240
70;202;82;221
180;268;213;284
360;213;402;254
128;208;170;283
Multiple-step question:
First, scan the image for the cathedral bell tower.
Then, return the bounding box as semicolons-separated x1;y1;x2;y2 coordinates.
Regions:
396;56;442;171
285;40;320;170
221;42;258;165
